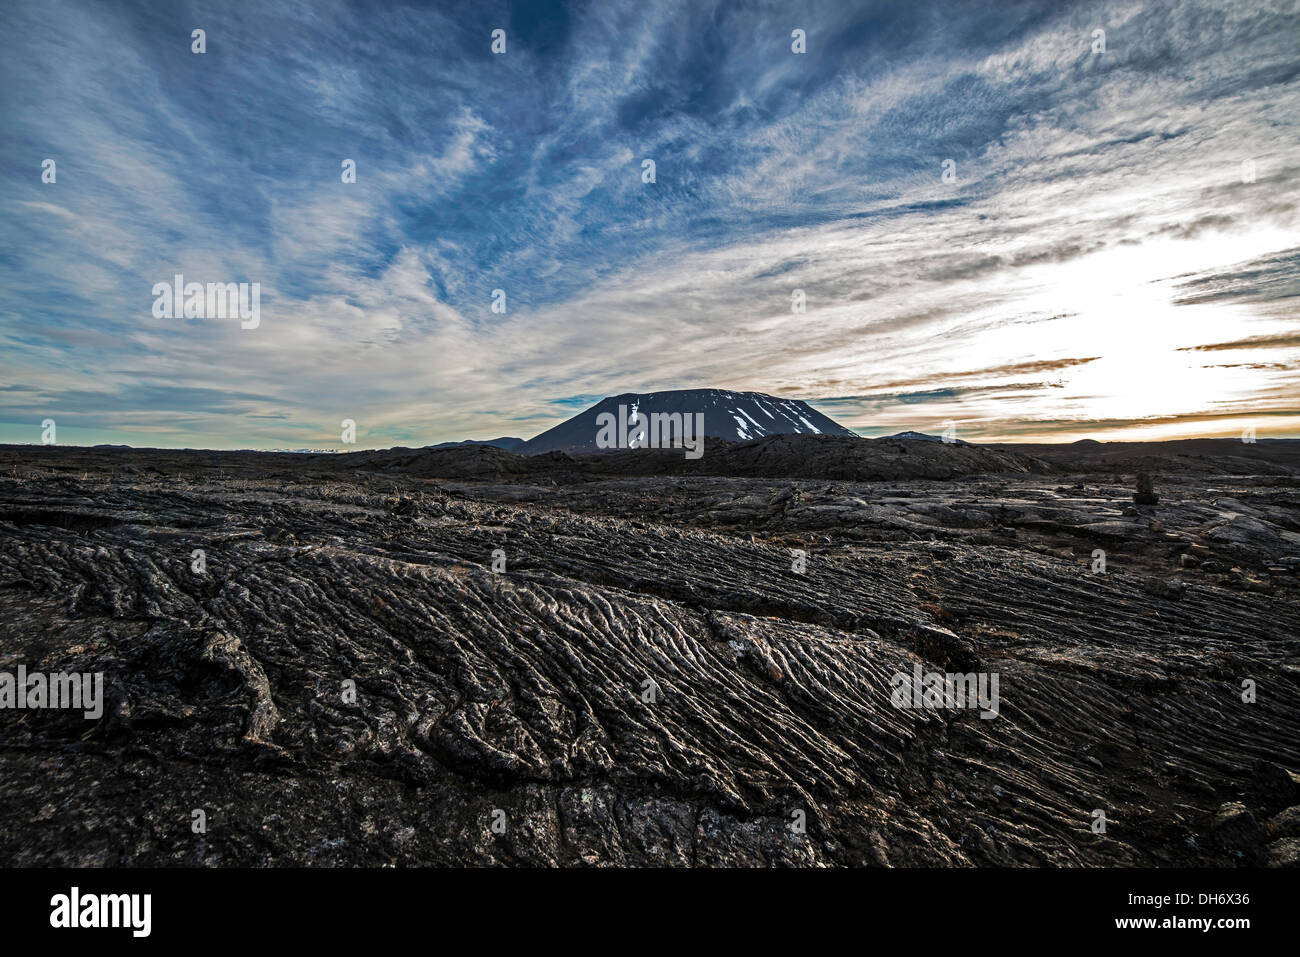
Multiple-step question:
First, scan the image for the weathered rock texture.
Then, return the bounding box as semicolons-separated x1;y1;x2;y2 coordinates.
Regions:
1;439;1297;866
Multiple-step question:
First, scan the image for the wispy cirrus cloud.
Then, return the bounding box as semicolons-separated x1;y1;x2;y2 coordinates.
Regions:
1;0;1298;447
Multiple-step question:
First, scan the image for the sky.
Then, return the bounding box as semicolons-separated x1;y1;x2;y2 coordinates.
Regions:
1;0;1298;449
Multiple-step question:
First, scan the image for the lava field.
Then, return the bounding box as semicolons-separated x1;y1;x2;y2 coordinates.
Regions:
1;437;1297;866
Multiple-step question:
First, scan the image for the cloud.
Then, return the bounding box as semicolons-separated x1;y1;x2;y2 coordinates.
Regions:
1178;333;1300;353
2;0;1299;446
1172;248;1300;306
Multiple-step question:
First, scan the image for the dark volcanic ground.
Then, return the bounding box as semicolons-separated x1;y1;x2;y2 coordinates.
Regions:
1;437;1298;867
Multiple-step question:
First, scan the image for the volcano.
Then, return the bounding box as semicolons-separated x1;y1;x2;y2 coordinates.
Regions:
517;389;857;455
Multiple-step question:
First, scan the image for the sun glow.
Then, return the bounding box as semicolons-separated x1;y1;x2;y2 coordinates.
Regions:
969;228;1299;440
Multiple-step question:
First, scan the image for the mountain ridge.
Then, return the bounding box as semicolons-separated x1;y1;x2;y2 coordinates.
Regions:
425;437;524;452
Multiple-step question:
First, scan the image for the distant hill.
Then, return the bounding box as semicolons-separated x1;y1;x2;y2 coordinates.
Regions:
883;430;941;441
880;430;972;444
988;437;1300;476
518;389;856;455
425;437;524;452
